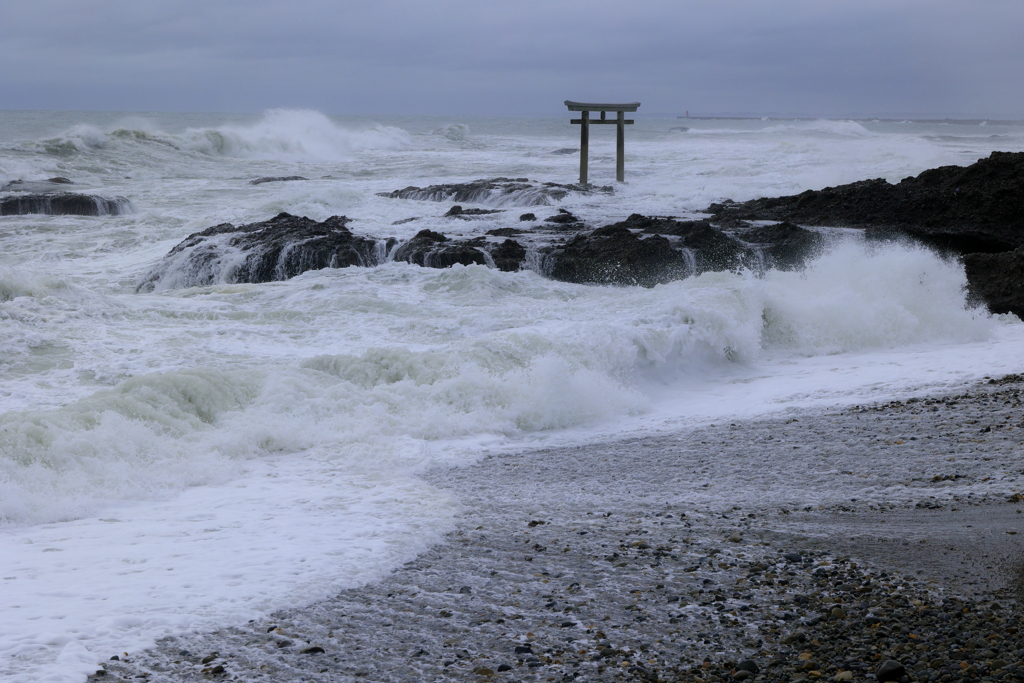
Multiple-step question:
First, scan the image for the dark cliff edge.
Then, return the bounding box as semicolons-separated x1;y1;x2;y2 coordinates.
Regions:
704;151;1024;317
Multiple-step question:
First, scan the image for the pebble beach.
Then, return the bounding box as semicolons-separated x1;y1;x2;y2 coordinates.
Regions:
94;375;1024;683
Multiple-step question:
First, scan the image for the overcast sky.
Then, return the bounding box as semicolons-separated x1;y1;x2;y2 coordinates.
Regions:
2;0;1022;117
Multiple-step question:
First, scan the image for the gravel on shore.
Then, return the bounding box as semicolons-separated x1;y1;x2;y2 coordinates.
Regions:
96;376;1024;683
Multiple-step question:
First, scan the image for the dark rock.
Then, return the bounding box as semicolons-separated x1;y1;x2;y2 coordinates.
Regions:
391;229;488;269
784;553;803;563
200;654;218;664
544;208;582;225
551;148;577;155
546;224;692;287
458;586;472;594
737;221;824;270
519;213;537;222
876;660;906;682
0;193;130;216
705;151;1024;253
209;664;225;675
488;239;527;272
736;659;760;674
47;177;73;184
378;177;611;207
444;205;502;217
249;176;308;185
963;247;1024;317
138;213;385;290
300;646;325;654
485;227;521;237
514;645;533;654
392;217;419;225
606;214;750;273
497;663;512;671
733;670;751;681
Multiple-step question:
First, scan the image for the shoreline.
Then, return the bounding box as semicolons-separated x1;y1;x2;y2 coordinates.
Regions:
98;377;1024;682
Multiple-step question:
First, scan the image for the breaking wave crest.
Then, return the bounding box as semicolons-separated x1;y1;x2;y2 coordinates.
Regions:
32;110;412;163
3;241;994;526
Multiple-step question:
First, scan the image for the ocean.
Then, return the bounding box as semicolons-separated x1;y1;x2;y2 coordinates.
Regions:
1;109;1023;683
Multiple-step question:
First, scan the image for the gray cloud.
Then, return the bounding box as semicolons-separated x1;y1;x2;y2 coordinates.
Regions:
1;0;1021;116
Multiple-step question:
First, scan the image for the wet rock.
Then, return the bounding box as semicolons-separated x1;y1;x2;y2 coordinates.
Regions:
0;193;130;216
249;176;308;185
519;213;536;221
736;659;760;674
300;646;325;654
736;221;824;270
496;663;512;671
200;653;218;664
444;205;502;217
488;239;527;272
391;229;488;268
876;659;906;682
544;208;582;225
459;586;472;594
705;151;1024;254
485;227;521;237
48;177;73;184
609;213;750;273
378;177;611;207
545;225;690;287
784;553;803;563
962;247;1024;317
514;645;533;654
138;213;385;291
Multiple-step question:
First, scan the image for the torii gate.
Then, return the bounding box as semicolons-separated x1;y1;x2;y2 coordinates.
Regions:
565;100;640;184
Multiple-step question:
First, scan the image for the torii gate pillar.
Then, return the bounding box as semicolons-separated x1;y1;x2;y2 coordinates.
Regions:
565;100;640;184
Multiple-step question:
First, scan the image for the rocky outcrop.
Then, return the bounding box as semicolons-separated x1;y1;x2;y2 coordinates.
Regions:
391;230;488;268
137;213;386;291
705;151;1024;254
0;193;131;216
702;152;1024;316
962;248;1024;317
544;225;691;288
735;221;825;270
378;177;613;207
140;210;824;292
444;205;502;218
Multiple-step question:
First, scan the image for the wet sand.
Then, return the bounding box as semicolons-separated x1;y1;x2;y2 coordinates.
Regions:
97;377;1024;682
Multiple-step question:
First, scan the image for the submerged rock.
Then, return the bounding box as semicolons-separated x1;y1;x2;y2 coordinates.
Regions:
378;177;612;207
137;212;385;291
0;192;130;216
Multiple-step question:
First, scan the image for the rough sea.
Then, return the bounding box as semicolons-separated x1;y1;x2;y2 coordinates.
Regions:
2;109;1023;682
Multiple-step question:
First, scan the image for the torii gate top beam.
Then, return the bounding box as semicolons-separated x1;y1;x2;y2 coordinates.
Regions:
564;101;640;112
